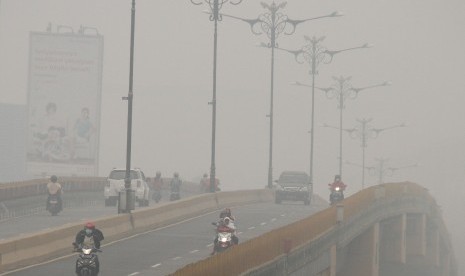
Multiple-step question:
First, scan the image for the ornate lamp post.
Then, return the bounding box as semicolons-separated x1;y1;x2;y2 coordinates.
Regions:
367;157;417;185
223;2;341;188
318;76;390;178
343;118;405;189
191;0;243;192
287;37;369;185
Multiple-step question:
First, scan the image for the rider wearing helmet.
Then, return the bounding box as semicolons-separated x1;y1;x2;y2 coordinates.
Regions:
46;175;63;211
328;175;347;191
74;222;104;274
219;208;235;221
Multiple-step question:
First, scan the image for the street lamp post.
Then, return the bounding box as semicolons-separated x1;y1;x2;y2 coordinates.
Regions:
286;37;369;185
367;157;417;184
191;0;243;192
318;76;390;178
223;2;341;188
122;0;136;213
344;118;405;189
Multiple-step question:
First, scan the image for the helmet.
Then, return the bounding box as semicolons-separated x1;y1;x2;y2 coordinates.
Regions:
50;175;57;183
85;222;95;230
224;208;231;216
174;172;179;177
334;175;341;181
156;171;161;177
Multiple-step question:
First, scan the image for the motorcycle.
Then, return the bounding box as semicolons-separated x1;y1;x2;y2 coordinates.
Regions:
152;189;162;203
47;194;61;216
211;218;237;254
329;186;344;205
73;243;101;276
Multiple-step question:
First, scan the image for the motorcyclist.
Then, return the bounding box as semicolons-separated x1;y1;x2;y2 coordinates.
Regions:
46;175;63;211
170;172;182;200
200;173;209;193
153;171;164;191
74;222;104;274
328;175;347;201
219;208;235;221
211;216;239;255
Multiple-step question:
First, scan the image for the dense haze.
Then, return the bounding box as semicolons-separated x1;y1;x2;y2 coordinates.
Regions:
1;0;464;271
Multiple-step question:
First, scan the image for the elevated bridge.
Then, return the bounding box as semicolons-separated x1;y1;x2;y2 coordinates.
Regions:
173;182;456;276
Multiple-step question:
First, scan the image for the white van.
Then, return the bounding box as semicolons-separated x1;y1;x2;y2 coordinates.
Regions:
104;168;150;207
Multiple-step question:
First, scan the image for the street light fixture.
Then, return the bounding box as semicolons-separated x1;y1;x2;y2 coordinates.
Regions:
341;118;406;189
346;158;417;185
318;76;390;179
191;0;243;192
286;36;369;185
223;1;341;188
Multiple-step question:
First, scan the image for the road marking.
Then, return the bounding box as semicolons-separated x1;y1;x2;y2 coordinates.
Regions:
260;222;266;226
280;214;286;217
271;218;277;222
128;272;140;276
206;243;214;247
172;256;182;260
237;231;243;235
248;226;255;230
190;250;199;253
152;263;161;268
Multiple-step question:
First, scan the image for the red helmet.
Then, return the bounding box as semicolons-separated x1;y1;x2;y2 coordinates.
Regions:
85;222;95;230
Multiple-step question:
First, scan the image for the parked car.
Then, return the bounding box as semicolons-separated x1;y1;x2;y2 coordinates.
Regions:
275;171;312;205
104;168;150;207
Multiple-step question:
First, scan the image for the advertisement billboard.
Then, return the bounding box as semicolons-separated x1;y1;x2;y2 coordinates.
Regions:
27;32;103;176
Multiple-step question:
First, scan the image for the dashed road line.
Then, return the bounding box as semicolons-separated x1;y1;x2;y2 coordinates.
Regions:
190;250;199;254
260;222;267;226
172;256;182;260
237;231;243;235
248;226;255;230
128;272;140;276
271;218;277;222
206;243;214;247
152;263;161;268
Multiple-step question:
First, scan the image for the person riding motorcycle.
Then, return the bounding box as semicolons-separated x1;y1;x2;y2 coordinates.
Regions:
328;175;347;202
211;216;238;255
46;175;63;211
170;172;182;200
74;222;104;275
219;208;235;221
153;171;164;191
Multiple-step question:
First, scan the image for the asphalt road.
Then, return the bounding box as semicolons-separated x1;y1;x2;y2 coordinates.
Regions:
4;201;326;276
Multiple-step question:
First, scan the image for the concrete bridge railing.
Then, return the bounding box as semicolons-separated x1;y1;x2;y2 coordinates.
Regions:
171;182;457;276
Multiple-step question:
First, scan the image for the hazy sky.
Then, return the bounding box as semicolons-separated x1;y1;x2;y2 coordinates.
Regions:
1;0;464;269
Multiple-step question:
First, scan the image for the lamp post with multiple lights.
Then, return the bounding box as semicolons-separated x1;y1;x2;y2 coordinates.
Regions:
222;2;342;188
191;0;243;192
285;37;370;184
342;118;405;189
318;76;390;178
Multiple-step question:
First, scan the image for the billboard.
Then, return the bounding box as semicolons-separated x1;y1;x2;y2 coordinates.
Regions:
27;32;103;177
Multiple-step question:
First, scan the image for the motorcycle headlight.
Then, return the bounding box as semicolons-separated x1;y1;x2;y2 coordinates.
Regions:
82;248;92;254
218;232;231;242
335;187;340;191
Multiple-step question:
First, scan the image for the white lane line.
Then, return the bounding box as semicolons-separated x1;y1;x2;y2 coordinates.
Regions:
248;226;255;230
206;243;214;247
128;272;140;276
190;250;199;254
237;231;243;235
260;222;267;226
172;256;182;260
271;218;277;222
152;263;161;268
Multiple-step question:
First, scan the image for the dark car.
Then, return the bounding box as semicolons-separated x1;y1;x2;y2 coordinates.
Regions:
275;171;312;205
